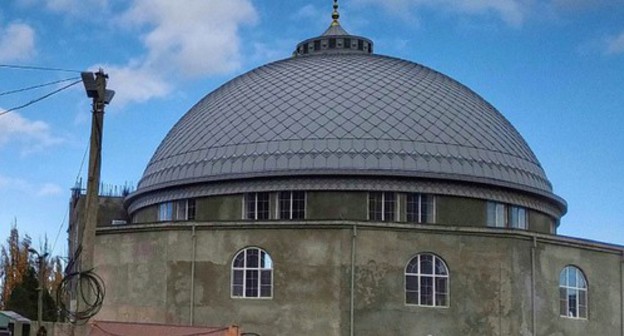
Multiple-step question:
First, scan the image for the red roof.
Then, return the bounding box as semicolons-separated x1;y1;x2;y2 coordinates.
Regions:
89;321;240;336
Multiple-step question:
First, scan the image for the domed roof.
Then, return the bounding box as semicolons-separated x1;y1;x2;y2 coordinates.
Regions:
131;9;565;213
138;53;554;194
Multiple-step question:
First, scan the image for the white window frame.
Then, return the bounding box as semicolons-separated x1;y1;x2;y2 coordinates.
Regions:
368;192;396;221
559;266;588;319
487;202;529;230
231;247;273;299
487;202;506;228
158;199;195;222
406;193;436;223
244;192;270;220
405;253;449;308
509;206;527;229
158;202;173;221
278;191;306;220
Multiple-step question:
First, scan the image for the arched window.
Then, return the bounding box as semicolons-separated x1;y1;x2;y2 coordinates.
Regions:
231;247;273;298
405;253;449;307
559;266;587;318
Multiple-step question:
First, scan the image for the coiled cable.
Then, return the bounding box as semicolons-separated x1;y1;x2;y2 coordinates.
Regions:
56;247;106;324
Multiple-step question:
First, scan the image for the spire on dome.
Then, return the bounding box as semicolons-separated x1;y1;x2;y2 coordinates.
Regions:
331;0;340;26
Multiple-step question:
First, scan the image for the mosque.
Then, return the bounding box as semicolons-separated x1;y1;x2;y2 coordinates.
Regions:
69;1;624;335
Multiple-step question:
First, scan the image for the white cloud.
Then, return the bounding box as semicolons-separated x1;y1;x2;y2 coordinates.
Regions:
0;175;30;191
606;32;624;55
0;22;36;62
98;63;172;106
0;175;63;197
16;0;109;16
0;111;64;154
37;183;63;197
100;0;257;105
355;0;531;27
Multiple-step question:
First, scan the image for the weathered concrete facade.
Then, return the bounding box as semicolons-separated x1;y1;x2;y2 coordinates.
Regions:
93;222;623;336
68;4;623;336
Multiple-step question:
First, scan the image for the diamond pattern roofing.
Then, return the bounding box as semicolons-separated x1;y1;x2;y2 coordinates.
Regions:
136;53;555;200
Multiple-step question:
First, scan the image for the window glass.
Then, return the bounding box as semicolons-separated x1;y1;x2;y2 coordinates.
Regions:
279;191;306;220
232;247;273;299
369;192;395;221
158;202;173;221
245;192;270;220
487;202;506;227
407;193;435;223
187;199;196;220
405;254;449;307
344;38;351;49
510;206;527;229
559;266;588;318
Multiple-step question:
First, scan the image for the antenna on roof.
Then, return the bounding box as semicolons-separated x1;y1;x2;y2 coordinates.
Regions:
331;0;340;26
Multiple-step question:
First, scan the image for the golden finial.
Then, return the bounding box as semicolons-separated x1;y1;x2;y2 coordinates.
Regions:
331;0;340;26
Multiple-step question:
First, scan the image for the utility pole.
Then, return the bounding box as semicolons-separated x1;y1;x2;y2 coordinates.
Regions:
28;248;49;329
76;69;114;332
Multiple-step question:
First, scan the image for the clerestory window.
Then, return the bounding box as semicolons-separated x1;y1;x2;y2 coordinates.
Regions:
405;253;449;307
245;192;270;220
278;191;305;220
232;247;273;299
406;193;435;223
369;192;396;221
157;199;195;221
487;202;527;229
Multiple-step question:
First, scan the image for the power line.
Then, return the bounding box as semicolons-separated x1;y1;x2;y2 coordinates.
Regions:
0;64;82;73
0;77;81;96
51;210;68;256
0;79;82;117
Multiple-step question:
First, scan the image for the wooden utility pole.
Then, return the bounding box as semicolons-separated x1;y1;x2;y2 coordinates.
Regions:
76;69;113;334
81;69;107;284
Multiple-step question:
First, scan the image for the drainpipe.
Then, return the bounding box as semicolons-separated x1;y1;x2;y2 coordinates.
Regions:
350;225;358;336
531;236;537;336
190;224;197;325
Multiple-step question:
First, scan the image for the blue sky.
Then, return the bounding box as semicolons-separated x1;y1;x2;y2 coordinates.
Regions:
0;0;622;256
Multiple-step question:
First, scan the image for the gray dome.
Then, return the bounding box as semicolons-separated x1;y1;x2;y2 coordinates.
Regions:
135;52;562;208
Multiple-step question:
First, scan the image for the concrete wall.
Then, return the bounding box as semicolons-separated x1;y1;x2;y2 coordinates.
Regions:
436;195;485;227
93;223;622;336
197;195;241;221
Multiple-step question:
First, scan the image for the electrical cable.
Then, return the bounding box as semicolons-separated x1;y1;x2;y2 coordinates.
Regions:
50;210;68;256
56;246;106;324
0;79;82;117
0;64;82;73
0;77;81;96
51;136;89;255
